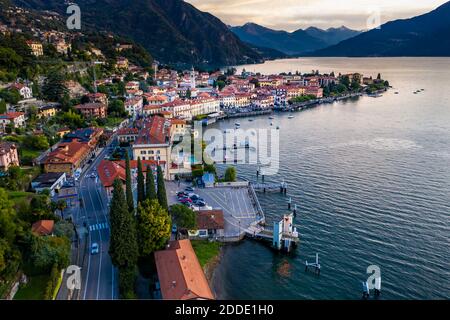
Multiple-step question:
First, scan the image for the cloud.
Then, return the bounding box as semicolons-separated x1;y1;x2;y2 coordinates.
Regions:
186;0;449;31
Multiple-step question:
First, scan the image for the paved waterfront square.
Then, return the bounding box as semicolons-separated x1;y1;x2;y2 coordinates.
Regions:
166;181;260;238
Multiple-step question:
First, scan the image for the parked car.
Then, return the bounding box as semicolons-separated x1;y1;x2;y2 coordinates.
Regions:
179;197;193;204
185;187;195;192
194;200;206;207
177;191;188;197
190;194;204;202
91;243;99;255
171;225;178;234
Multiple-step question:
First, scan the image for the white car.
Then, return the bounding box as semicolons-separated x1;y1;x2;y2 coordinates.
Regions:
91;243;99;255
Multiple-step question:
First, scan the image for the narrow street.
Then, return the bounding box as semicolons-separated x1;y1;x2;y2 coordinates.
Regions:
58;136;119;300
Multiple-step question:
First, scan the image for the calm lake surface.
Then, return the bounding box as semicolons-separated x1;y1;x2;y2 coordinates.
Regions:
210;58;450;300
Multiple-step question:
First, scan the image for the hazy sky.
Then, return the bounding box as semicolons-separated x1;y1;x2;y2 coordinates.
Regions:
186;0;448;31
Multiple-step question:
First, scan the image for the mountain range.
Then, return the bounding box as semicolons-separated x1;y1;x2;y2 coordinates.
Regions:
230;23;361;55
12;0;263;67
8;0;450;66
310;1;450;56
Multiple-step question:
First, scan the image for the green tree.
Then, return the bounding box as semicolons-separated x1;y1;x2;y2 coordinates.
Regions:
145;165;157;201
109;179;139;269
136;199;171;257
0;188;21;275
136;158;145;204
170;204;196;230
108;99;126;117
42;70;68;103
156;165;168;211
56;200;67;220
340;75;350;89
217;80;226;91
30;235;70;271
118;265;137;299
224;166;237;182
125;153;134;214
0;99;6;114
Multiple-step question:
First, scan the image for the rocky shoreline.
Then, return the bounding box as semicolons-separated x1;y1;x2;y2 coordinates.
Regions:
203;245;224;299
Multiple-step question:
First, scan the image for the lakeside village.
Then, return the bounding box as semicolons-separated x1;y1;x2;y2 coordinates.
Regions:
0;14;390;300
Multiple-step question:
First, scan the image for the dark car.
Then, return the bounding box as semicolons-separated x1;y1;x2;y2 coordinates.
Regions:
194;200;206;207
177;191;188;197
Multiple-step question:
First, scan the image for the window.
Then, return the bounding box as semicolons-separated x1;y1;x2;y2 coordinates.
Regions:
141;151;147;155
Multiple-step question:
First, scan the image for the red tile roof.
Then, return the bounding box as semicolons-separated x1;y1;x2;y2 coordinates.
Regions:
135;116;170;145
31;220;54;236
97;160;126;188
0;112;24;119
44;140;91;166
197;210;225;230
154;240;214;300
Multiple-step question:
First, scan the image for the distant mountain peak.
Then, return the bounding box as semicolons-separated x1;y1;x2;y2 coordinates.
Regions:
310;1;450;57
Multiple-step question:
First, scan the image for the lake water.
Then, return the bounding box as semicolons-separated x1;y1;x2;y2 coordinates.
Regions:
210;58;450;300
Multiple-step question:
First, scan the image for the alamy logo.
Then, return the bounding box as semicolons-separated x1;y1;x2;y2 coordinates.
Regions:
366;265;381;290
66;4;81;30
66;265;81;290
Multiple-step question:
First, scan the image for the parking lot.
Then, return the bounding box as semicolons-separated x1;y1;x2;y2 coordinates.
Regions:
166;181;262;238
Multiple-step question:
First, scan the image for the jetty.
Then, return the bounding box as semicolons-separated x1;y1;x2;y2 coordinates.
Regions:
225;109;273;119
275;92;363;112
246;213;299;252
252;181;287;193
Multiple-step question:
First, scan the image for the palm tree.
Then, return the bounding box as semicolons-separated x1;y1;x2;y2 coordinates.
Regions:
56;200;67;219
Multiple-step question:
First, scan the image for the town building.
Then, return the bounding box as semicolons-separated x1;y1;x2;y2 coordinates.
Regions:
0;112;26;130
97;159;164;198
154;239;214;300
196;210;225;239
0;142;19;170
115;57;129;70
37;104;58;119
74;103;107;118
132;116;172;179
31;172;67;196
9;83;33;99
86;93;108;106
43;140;92;174
125;97;144;119
26;40;43;56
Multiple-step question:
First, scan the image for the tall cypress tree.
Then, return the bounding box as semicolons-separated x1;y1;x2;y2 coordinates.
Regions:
146;166;157;201
137;158;145;204
125;153;134;214
109;179;139;269
156;165;168;211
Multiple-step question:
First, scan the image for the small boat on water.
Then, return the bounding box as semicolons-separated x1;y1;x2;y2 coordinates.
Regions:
288;115;294;119
269;116;274;120
248;119;254;122
235;122;241;127
276;126;280;130
394;92;399;94
270;122;273;126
